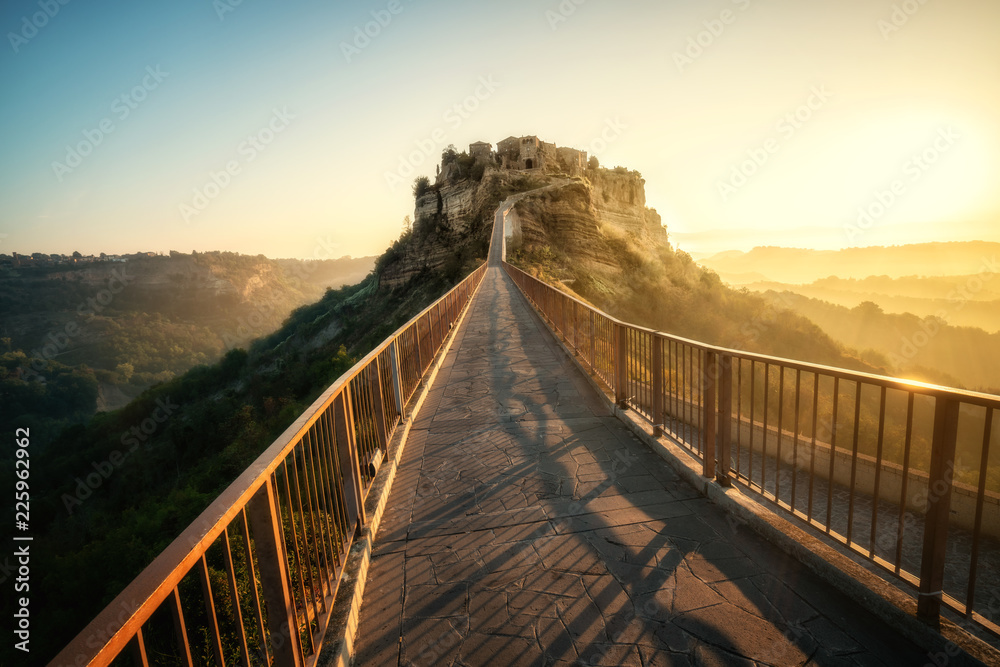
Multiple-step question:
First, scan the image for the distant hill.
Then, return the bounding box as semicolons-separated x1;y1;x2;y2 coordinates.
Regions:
506;167;872;374
0;252;375;442
744;274;1000;333
761;291;1000;393
14;146;543;667
700;241;1000;284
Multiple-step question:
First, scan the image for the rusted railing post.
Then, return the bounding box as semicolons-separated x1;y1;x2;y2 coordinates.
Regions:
197;555;226;667
414;321;425;379
589;311;596;370
559;293;566;339
702;350;717;479
333;392;366;533
369;358;389;452
918;396;960;624
716;354;732;486
433;303;442;349
572;300;579;353
652;336;664;437
246;479;305;667
128;629;149;667
169;587;194;667
388;339;405;419
615;324;628;408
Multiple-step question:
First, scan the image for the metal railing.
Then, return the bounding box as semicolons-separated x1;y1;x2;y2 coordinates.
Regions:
504;261;1000;635
50;263;487;667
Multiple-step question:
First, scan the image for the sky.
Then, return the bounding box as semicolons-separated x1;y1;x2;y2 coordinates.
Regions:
1;0;998;259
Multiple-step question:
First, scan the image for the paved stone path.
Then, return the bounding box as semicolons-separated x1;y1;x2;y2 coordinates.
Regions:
352;264;930;666
353;199;927;665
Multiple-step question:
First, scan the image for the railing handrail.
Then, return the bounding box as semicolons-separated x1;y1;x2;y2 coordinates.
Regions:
502;259;1000;635
502;262;1000;407
50;261;487;667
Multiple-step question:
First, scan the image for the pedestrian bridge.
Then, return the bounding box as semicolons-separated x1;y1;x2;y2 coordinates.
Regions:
52;198;1000;666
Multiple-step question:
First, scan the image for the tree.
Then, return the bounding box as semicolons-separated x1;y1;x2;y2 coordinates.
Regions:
413;176;431;199
116;362;134;383
588;156;599;170
72;250;82;259
402;215;412;233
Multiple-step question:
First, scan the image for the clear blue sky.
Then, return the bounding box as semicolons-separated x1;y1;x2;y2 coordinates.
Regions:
2;0;998;258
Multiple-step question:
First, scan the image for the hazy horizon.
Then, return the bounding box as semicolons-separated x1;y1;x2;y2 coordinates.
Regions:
2;0;999;260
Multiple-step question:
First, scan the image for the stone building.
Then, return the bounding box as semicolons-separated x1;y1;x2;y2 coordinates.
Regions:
556;146;587;173
469;141;493;162
486;135;588;174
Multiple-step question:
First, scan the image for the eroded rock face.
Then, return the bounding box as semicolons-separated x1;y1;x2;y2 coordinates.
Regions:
509;169;668;272
588;169;666;242
380;170;519;289
512;182;618;270
377;151;666;290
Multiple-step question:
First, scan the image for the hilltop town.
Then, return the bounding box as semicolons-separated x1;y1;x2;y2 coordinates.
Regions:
1;250;154;269
467;135;591;174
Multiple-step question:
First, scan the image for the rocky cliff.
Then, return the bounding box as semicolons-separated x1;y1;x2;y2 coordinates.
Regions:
378;166;546;289
508;167;667;276
378;150;667;290
503;157;872;372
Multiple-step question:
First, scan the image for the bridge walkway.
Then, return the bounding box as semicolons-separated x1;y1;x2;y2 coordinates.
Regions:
353;208;925;665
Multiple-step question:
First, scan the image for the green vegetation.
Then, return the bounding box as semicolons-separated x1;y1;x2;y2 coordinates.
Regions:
10;156;506;665
508;174;1000;505
440;145;487;182
14;259;476;664
412;175;431;198
509;211;864;372
0;253;374;437
745;273;1000;334
0;352;99;444
763;291;1000;393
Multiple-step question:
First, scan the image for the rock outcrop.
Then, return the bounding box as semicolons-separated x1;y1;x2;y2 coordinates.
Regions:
378;139;668;290
507;167;668;276
379;168;538;289
588;168;666;241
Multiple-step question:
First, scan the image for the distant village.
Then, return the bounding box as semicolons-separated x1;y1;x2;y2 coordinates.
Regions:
0;251;158;268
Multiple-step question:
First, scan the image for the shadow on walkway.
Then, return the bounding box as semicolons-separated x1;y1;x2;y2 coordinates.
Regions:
354;264;927;666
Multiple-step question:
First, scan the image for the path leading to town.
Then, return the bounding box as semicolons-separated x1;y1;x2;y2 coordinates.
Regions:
352;195;926;665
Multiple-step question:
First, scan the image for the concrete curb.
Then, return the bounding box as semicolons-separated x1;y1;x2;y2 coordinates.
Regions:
514;289;1000;667
317;272;486;667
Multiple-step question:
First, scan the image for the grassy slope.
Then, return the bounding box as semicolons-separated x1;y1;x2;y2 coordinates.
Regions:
12;171;519;665
508;175;875;374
